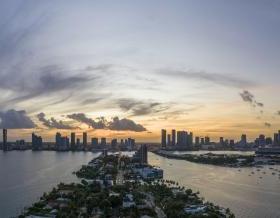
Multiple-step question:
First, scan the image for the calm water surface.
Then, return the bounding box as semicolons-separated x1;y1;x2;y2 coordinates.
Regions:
149;152;280;218
0;151;100;218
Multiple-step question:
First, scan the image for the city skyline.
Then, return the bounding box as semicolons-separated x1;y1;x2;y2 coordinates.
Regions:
0;1;280;142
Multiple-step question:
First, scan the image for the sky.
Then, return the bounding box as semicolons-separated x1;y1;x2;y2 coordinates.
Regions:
0;0;280;142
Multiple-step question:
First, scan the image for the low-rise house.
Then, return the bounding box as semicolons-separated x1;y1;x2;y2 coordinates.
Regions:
184;204;207;214
123;194;136;208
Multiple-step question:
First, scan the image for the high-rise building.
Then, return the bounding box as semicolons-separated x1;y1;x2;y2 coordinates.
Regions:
229;139;235;146
161;129;166;147
205;136;210;145
32;133;42;150
195;136;200;146
91;138;98;147
139;144;148;164
265;137;272;145
240;134;247;146
220;137;224;146
188;132;193;146
177;131;188;146
167;134;171;146
111;139;117;149
83;132;87;147
201;138;205;145
76;138;80;146
71;132;76;149
55;132;62;149
278;130;280;145
274;133;279;146
259;134;265;146
2;129;7;151
101;137;106;146
171;129;176;146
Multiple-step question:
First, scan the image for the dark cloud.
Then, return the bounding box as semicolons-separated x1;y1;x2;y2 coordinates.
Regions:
67;113;107;129
5;65;94;104
159;69;257;88
117;98;167;116
264;122;271;128
240;90;254;103
277;111;280;116
0;109;35;129
108;117;146;132
240;90;264;108
37;112;74;129
67;113;146;132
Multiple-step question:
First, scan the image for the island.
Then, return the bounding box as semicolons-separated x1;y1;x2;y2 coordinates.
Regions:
19;150;235;218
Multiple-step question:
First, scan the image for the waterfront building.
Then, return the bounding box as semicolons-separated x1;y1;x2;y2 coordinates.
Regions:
111;139;117;149
177;131;188;146
32;133;43;150
55;132;69;151
205;136;210;145
278;130;280;145
2;129;7;151
239;134;247;147
55;132;62;149
101;137;106;146
274;133;279;146
195;137;200;146
201;138;205;145
188;132;193;146
161;129;167;147
259;134;266;146
172;129;176;146
70;132;76;150
220;137;224;146
139;144;148;164
76;138;80;146
167;134;171;146
83;132;87;147
265;137;272;145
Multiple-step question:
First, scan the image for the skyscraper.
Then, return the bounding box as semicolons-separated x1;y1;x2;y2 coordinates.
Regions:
101;137;106;146
32;133;42;150
167;134;171;146
177;131;188;146
2;129;7;151
205;136;210;145
83;132;87;147
240;134;247;146
220;137;224;146
171;129;176;146
111;139;117;149
139;144;148;164
278;130;280;145
188;132;193;146
161;129;166;147
71;132;76;150
274;133;279;146
55;132;62;149
195;136;200;146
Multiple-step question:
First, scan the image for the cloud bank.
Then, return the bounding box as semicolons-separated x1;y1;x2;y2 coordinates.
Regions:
0;109;35;129
67;113;146;132
37;112;74;129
